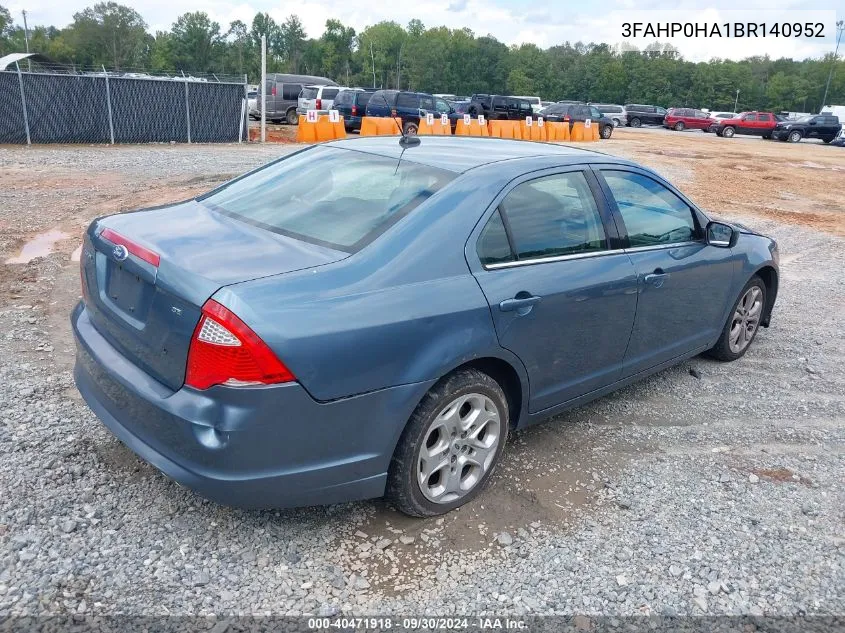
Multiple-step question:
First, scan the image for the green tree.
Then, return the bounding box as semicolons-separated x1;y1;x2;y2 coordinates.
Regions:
65;2;148;69
170;11;222;72
279;14;306;73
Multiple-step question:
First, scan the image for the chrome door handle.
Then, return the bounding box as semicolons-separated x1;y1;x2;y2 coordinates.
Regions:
644;272;669;288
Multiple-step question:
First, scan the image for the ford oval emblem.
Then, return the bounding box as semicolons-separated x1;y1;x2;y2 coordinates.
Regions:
112;244;129;261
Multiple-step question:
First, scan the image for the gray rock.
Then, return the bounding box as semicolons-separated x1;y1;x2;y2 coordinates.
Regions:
497;532;513;546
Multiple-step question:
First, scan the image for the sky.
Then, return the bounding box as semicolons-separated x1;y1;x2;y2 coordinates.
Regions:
6;0;842;62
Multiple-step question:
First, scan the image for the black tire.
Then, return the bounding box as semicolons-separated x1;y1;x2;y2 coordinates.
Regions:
722;126;736;138
787;130;803;143
286;109;298;125
600;124;613;139
674;121;685;131
629;117;641;127
386;369;509;517
403;121;418;135
822;136;834;144
762;134;771;140
706;276;766;362
612;117;621;127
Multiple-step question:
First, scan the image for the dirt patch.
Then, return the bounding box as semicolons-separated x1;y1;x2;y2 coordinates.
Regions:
750;467;814;486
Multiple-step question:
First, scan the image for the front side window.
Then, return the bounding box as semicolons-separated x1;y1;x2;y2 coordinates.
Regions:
602;171;697;247
200;147;454;252
499;172;606;261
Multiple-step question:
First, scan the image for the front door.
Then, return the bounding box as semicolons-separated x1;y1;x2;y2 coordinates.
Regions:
470;169;638;412
596;168;736;376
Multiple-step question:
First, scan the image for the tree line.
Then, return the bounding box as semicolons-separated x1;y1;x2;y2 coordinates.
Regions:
1;2;843;113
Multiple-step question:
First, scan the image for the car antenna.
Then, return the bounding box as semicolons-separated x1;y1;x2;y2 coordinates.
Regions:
375;91;420;175
378;91;421;149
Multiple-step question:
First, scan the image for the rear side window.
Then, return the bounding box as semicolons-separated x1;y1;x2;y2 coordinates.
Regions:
602;171;697;247
396;93;417;108
322;88;339;100
200;147;454;252
282;84;301;100
498;172;606;261
301;87;318;99
477;210;513;266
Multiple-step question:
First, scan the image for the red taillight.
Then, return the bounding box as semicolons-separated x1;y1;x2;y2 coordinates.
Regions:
351;105;357;116
316;98;322;110
563;115;570;122
185;299;295;390
100;228;160;267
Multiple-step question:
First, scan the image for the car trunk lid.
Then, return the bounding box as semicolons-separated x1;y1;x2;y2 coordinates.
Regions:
81;200;347;391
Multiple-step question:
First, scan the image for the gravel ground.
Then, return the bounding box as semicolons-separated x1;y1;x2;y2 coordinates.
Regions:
0;137;843;620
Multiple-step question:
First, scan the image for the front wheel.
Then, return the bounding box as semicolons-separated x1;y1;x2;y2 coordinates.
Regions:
600;124;613;139
722;126;735;138
629;117;641;127
387;369;509;517
403;121;418;135
788;130;803;143
706;277;766;362
674;121;685;131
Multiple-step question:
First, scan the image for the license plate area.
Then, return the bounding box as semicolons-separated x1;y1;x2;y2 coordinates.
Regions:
104;260;155;322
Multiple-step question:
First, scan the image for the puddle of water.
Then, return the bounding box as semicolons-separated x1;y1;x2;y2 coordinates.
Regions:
5;229;70;264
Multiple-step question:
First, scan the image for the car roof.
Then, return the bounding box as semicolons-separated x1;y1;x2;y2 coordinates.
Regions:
324;136;614;174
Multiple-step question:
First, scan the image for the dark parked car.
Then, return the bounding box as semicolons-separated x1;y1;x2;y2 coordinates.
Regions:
258;73;337;125
771;114;841;143
663;108;714;131
539;103;615;139
467;95;535;120
332;88;376;132
715;112;778;138
624;104;668;127
365;89;440;134
73;136;779;517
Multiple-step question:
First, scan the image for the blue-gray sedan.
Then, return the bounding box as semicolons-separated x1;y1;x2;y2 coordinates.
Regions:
72;136;779;516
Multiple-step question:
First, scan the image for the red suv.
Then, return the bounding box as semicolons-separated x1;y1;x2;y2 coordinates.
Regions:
716;112;778;139
663;108;714;131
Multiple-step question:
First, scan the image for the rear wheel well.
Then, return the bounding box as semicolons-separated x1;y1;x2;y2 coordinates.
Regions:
454;358;523;428
754;266;778;327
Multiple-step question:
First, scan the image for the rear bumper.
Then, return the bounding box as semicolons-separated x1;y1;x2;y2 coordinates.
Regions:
72;302;433;509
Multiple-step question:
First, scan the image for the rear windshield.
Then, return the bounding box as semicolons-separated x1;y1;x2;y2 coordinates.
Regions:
300;87;318;99
199;147;455;252
357;92;374;106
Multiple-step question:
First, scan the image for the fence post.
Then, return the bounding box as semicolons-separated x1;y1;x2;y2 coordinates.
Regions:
15;62;31;146
238;99;246;143
183;75;192;143
102;66;115;145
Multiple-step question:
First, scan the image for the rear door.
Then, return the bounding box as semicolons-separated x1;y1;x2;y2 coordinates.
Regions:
468;168;638;411
595;167;735;376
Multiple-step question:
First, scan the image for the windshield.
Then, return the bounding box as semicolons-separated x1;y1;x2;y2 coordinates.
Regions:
199;147;455;252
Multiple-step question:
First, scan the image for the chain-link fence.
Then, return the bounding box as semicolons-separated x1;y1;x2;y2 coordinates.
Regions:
0;68;248;144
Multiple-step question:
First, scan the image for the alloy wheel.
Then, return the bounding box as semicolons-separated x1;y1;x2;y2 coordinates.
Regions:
729;286;763;353
417;393;501;504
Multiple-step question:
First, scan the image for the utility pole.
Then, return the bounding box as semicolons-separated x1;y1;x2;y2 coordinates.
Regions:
734;89;740;113
21;10;31;72
260;34;266;143
370;42;376;88
820;20;845;112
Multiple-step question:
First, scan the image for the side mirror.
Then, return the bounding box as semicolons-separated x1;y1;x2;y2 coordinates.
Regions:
706;221;736;248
